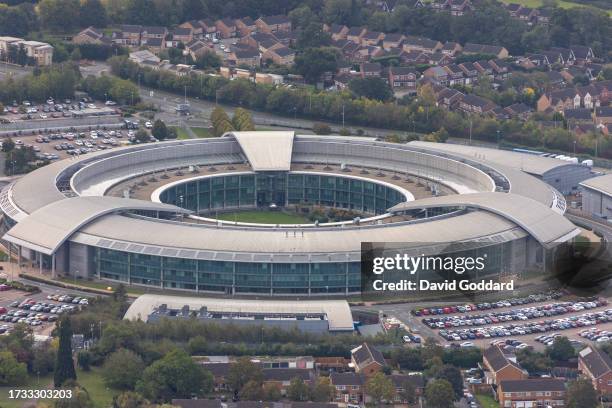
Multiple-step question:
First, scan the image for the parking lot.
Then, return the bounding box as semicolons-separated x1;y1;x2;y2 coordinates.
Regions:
0;284;90;337
394;291;612;351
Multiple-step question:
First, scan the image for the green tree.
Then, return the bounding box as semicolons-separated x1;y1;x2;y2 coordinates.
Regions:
0;351;28;385
349;77;392;101
211;106;235;137
297;22;331;49
516;349;552;375
38;0;80;31
398;379;416;404
102;349;145;390
232;108;255;131
310;377;335;402
436;365;462;399
424;379;454;408
2;137;15;152
567;378;598;408
288;377;310;401
79;0;108;28
263;383;281;401
365;372;394;406
294;47;339;84
54;381;94;408
70;48;82;62
54;316;77;388
77;351;92;371
136;349;213;402
135;129;150;144
547;336;575;362
227;357;263;396
195;51;222;70
151;119;169;141
239;379;263;401
112;391;150;408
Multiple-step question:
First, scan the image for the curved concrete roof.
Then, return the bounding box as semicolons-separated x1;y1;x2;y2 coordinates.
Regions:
389;192;580;247
409;141;581;176
3;196;190;255
580;173;612;196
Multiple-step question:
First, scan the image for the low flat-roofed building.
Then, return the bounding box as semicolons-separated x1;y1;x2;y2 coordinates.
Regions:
580;173;612;219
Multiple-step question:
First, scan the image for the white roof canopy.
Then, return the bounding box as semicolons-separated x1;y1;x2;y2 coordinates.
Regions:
231;131;294;171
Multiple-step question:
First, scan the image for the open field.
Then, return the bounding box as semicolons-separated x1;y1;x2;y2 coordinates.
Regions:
501;0;611;15
216;210;310;224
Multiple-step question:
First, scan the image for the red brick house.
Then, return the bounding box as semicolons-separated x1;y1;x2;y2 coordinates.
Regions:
482;345;528;385
498;379;566;408
351;343;386;376
256;15;292;34
578;346;612;395
330;372;364;403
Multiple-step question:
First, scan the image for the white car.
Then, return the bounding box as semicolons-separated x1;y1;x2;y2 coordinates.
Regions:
88;104;97;109
105;100;117;106
145;121;153;129
460;342;475;348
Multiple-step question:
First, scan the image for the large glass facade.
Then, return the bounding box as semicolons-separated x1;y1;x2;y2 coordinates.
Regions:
96;248;360;294
159;172;406;215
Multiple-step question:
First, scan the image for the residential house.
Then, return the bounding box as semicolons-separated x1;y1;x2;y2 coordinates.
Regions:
262;368;313;395
563;108;592;123
388;66;418;91
498;379;567;408
120;25;143;46
241;32;278;50
482;345;528;385
399;50;429;65
426;52;453;66
231;47;261;68
436;87;464;109
362;31;385;46
236;17;257;37
145;38;164;53
382;33;404;50
351;343;386;376
402;35;442;53
574;123;596;135
537;88;579;112
549;47;576;66
505;3;523;17
448;0;473;16
179;21;204;38
273;31;298;47
171;400;222;408
473;60;494;79
489;59;511;81
255;72;284;85
523;53;552;68
185;39;212;60
326;24;349;41
346;27;367;44
73;27;111;45
443;64;465;86
360;62;383;78
199;19;218;38
463;43;509;59
258;39;283;53
263;46;295;66
571;46;594;66
256;15;292;34
330;372;364;404
352;46;384;63
516;7;538;24
458;62;479;84
423;66;450;86
202;363;232;391
141;26;168;45
537;8;552;24
545;70;567;88
441;41;462;56
504;103;533;121
315;357;350;374
171;27;193;46
216;19;237;38
595;106;612;126
458;93;498;115
390;375;425;404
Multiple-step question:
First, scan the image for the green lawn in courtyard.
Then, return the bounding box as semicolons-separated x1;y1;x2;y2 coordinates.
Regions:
475;394;499;408
171;126;213;139
215;210;310;224
75;368;116;408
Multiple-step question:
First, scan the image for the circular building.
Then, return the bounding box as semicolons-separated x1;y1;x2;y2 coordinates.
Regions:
0;132;584;296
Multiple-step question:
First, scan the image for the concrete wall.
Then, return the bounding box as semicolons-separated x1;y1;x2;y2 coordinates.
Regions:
581;187;612;219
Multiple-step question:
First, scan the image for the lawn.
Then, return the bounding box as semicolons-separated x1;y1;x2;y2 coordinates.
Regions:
75;368;116;408
475;394;499;408
500;0;611;15
171;126;214;140
216;210;310;224
55;276;147;296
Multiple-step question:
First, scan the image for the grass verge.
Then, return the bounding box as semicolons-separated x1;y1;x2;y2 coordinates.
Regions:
475;394;499;408
216;210;310;224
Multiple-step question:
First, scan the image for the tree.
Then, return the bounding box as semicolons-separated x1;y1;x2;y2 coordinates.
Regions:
294;47;339;84
211;106;235;137
398;379;416;404
38;0;80;31
151;119;169;141
226;356;262;396
310;377;335;402
77;351;92;371
136;349;213;402
547;336;575;362
262;383;281;401
135;129;150;144
287;377;310;401
436;365;462;399
232;108;255;131
424;379;454;408
70;48;82;62
567;378;598;408
195;51;222;70
297;22;331;49
54;381;94;408
365;372;394;406
112;391;150;408
349;77;392;101
516;349;552;375
0;351;28;385
239;379;263;401
54;316;77;388
313;122;332;135
79;0;108;28
102;349;145;390
2;137;15;152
